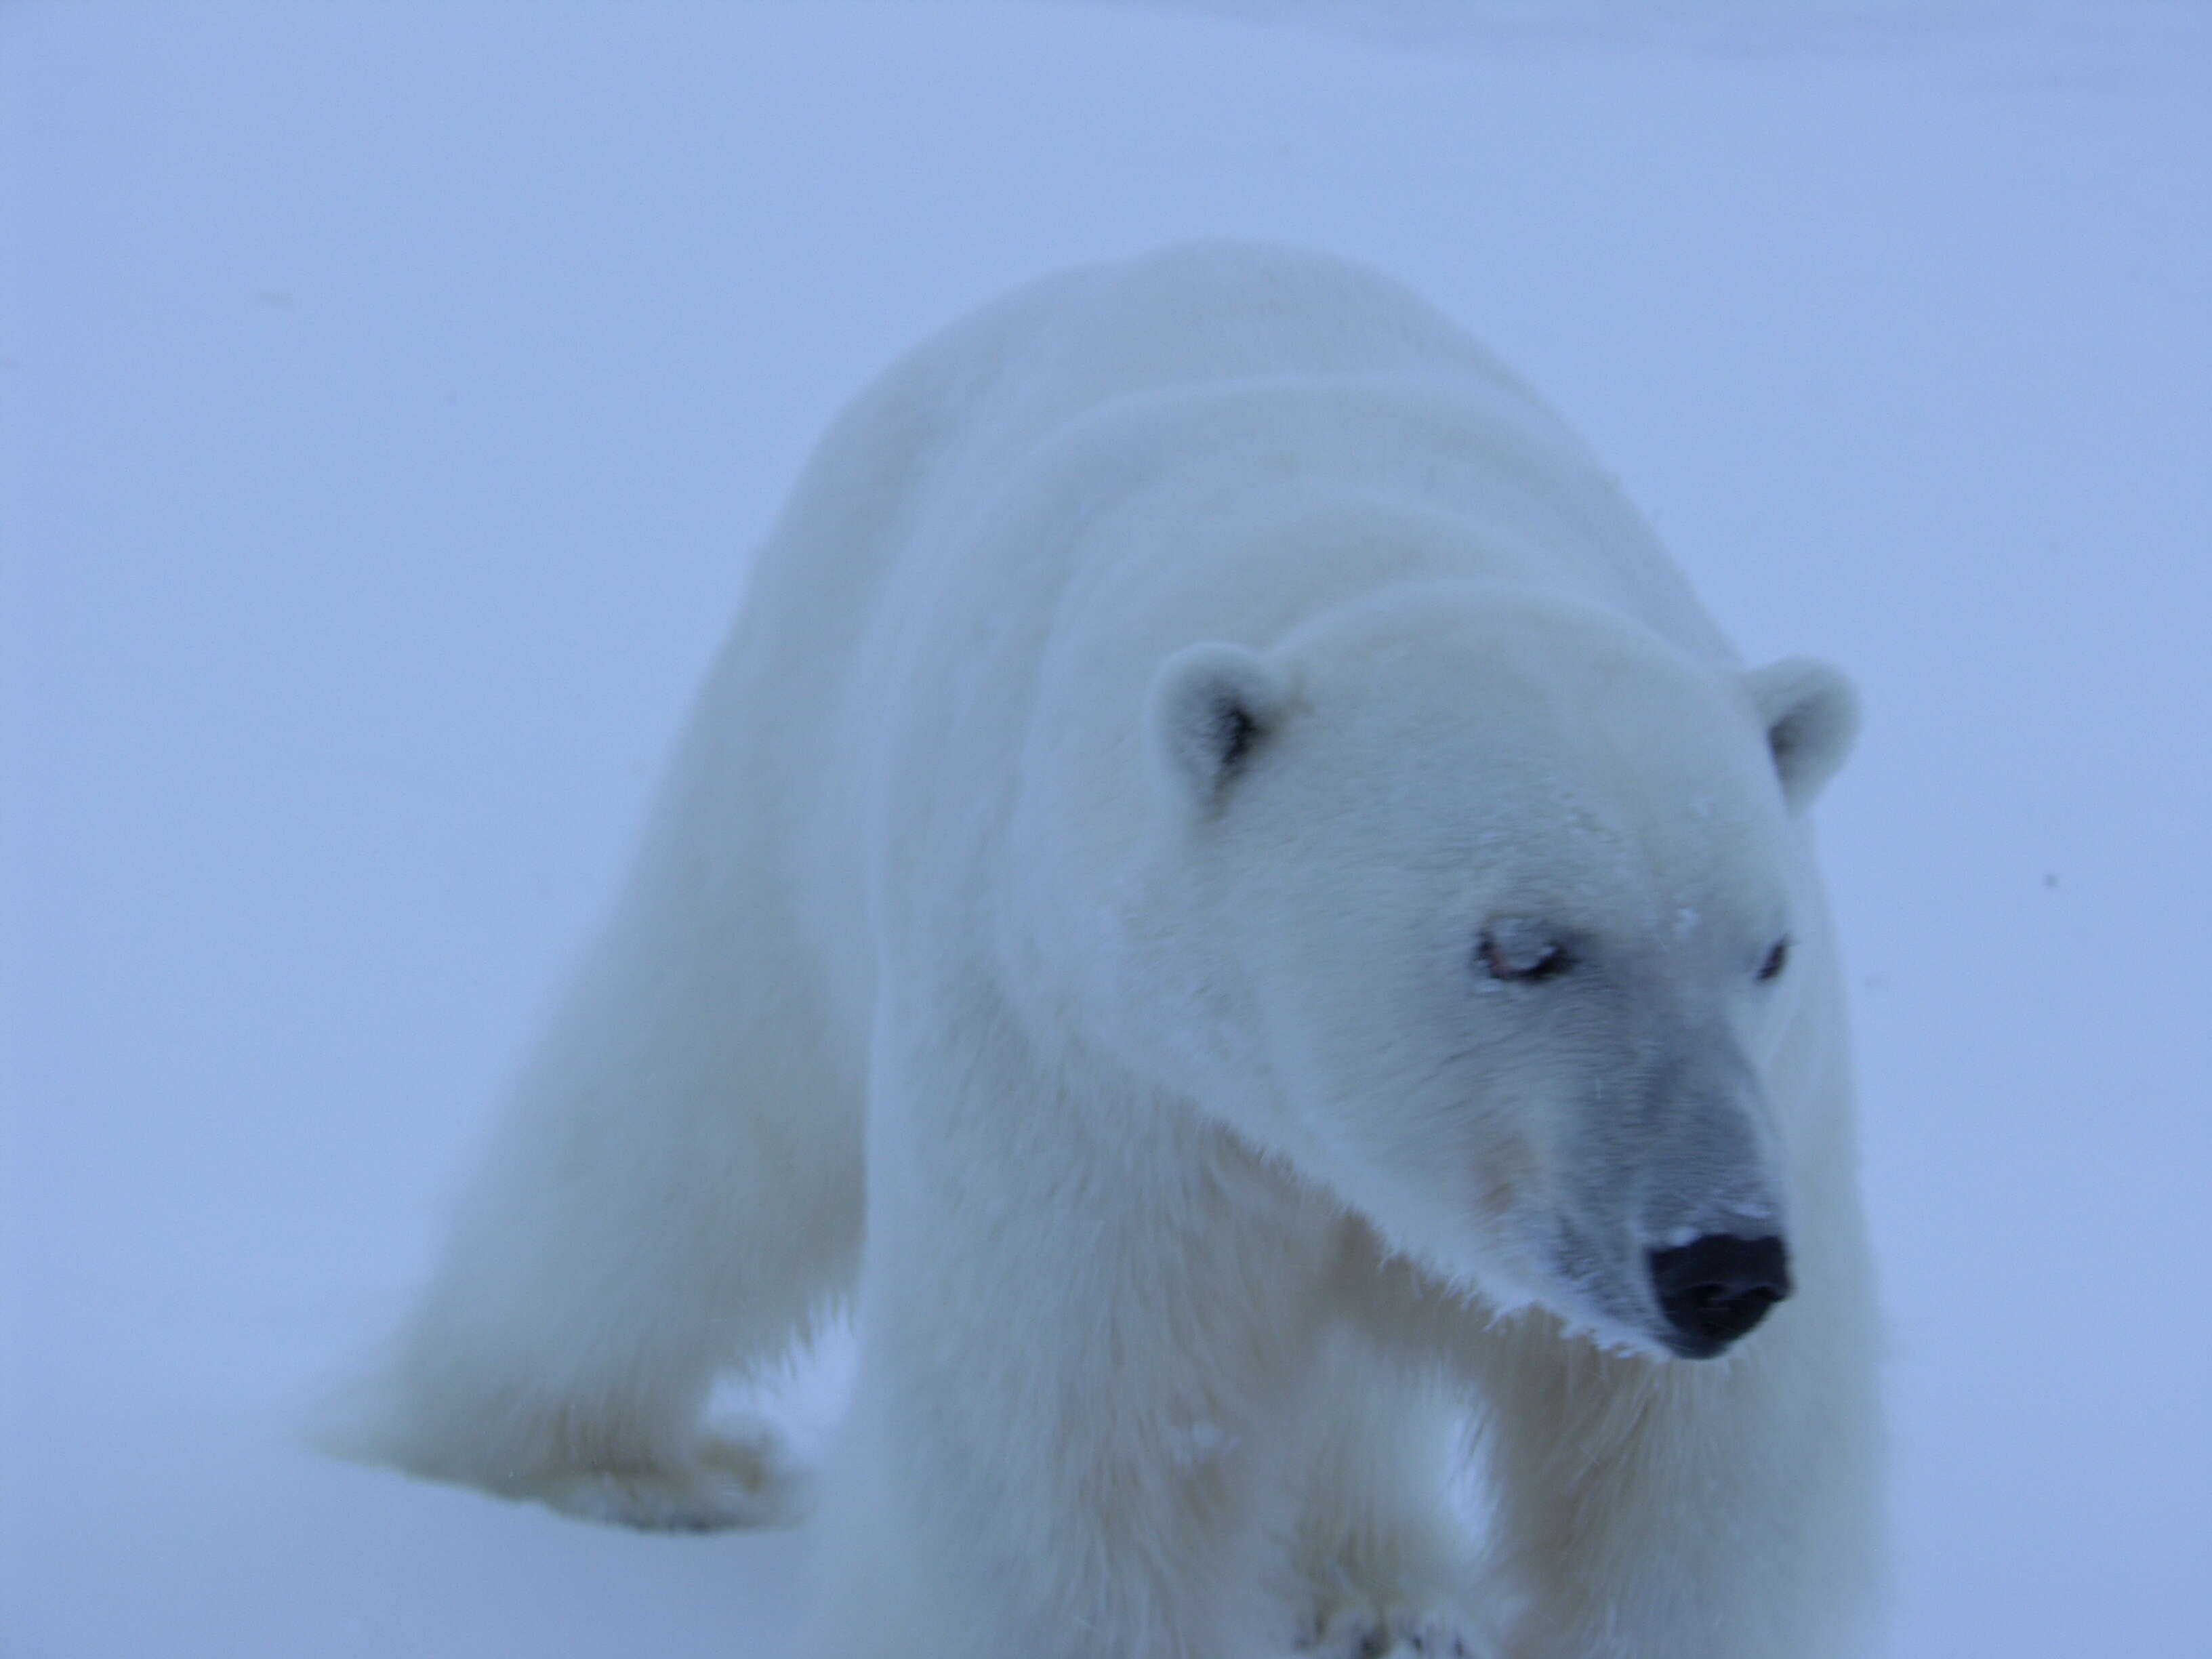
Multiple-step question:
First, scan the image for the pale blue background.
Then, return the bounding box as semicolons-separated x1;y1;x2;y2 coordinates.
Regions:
5;3;2208;1653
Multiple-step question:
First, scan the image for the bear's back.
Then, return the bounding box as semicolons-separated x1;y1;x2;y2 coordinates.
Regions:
725;244;1553;869
930;242;1547;457
745;244;1549;632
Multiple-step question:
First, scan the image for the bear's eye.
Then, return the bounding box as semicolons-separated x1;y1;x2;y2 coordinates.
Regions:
1757;935;1793;982
1478;928;1574;985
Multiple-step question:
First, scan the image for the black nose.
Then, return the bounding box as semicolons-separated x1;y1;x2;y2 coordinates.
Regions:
1648;1233;1792;1358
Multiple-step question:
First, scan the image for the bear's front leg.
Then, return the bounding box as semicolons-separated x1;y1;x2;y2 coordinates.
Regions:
1282;1329;1495;1659
1469;1201;1883;1659
805;1008;1351;1659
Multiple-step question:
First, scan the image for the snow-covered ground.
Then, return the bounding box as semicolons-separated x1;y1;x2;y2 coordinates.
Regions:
5;3;2207;1654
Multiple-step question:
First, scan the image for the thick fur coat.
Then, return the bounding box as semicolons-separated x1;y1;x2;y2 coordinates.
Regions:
339;245;1882;1659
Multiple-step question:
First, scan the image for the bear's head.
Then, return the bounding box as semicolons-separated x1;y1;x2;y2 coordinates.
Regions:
1140;581;1858;1360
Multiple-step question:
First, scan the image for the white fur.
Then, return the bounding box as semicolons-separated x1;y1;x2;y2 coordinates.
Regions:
335;245;1882;1658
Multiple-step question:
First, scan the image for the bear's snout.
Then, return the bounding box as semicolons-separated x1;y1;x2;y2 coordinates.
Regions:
1647;1233;1791;1359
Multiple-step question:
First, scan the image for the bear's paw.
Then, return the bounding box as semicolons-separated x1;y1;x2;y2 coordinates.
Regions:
539;1420;813;1533
1296;1603;1494;1659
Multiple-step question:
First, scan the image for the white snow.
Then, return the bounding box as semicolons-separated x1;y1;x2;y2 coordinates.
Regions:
4;2;2207;1654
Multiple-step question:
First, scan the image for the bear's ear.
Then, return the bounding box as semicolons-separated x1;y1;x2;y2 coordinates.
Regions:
1146;641;1293;812
1742;656;1860;812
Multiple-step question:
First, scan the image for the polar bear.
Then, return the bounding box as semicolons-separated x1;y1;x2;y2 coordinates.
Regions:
337;245;1882;1658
